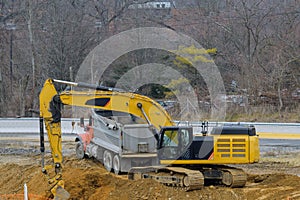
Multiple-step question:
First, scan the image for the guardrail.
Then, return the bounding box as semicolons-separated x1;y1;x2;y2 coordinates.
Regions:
0;118;300;139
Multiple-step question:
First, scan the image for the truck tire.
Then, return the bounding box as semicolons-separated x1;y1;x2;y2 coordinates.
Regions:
76;141;85;159
113;155;120;175
103;150;112;172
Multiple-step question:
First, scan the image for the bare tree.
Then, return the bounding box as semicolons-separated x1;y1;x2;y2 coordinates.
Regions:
0;0;298;117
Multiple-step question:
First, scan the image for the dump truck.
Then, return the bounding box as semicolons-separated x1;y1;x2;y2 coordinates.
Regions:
75;110;158;174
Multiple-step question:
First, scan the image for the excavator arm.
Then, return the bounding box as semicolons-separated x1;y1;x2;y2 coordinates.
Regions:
39;78;174;198
39;79;68;199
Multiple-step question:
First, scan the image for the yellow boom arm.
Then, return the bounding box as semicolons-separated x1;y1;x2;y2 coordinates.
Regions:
40;79;174;129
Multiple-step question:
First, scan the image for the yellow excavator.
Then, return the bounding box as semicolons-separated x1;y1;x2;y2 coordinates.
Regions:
39;78;259;198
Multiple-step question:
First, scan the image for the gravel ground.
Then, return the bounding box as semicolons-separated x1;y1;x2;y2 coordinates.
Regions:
1;137;300;200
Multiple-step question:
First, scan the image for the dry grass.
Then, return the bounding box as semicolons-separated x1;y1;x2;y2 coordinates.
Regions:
225;105;300;122
169;103;300;122
261;151;300;166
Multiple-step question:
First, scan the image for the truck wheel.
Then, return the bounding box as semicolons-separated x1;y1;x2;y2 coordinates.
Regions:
103;150;112;172
113;155;120;175
76;141;85;159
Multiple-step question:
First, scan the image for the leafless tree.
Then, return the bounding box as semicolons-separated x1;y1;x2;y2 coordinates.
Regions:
0;0;299;118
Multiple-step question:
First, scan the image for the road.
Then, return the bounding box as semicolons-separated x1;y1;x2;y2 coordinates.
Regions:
1;118;300;138
1;118;300;155
260;138;300;154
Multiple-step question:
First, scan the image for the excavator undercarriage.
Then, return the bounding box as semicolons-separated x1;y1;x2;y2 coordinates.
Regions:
128;165;247;191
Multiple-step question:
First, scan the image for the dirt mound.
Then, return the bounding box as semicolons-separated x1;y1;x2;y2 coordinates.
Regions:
244;173;300;200
1;156;300;200
0;163;46;196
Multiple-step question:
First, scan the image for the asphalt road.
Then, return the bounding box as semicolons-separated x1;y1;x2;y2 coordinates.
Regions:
1;118;300;155
260;138;300;154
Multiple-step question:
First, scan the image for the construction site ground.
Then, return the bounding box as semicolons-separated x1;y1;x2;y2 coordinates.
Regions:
1;140;300;200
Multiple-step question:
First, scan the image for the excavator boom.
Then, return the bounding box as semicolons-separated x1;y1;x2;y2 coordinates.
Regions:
41;79;173;129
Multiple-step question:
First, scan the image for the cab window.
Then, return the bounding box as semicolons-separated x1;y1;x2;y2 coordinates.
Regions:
162;130;178;147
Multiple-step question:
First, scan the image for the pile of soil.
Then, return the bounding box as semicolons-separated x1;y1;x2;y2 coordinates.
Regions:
1;155;300;200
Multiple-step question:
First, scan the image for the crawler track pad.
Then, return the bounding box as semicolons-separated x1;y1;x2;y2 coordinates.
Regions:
128;166;204;191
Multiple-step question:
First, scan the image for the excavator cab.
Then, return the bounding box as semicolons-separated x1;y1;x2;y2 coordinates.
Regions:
157;124;259;167
157;127;193;161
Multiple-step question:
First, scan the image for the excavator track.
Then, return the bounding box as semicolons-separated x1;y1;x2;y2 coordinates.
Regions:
128;166;204;191
220;168;247;187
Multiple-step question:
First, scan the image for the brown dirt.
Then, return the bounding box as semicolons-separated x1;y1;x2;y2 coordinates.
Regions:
1;148;300;200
